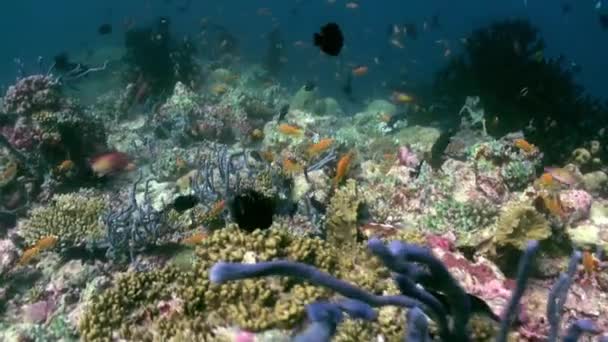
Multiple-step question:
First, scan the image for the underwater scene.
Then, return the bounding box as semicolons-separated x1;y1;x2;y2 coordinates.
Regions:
2;0;608;341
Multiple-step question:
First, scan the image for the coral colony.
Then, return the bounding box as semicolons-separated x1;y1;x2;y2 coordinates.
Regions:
1;12;608;342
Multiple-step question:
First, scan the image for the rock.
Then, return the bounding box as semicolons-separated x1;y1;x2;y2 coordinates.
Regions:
582;171;608;194
567;223;606;253
0;239;18;277
365;99;397;116
314;97;343;116
135;180;176;211
394;125;442;157
590;201;608;225
559;189;593;223
290;87;317;112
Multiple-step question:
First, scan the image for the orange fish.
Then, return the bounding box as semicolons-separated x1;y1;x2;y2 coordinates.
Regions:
307;138;334;157
582;250;600;275
352;66;369;76
334;152;354;186
391;91;415;104
56;160;74;173
535;172;559;191
283;158;303;174
17;236;58;266
175;156;188;171
89;151;135;177
207;200;225;218
181;232;207;246
513;139;536;154
278;124;303;136
534;193;566;219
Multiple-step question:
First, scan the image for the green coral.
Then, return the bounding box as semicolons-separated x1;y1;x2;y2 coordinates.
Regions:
79;227;390;341
422;198;498;234
325;179;362;250
495;204;551;250
500;159;536;190
19;189;106;248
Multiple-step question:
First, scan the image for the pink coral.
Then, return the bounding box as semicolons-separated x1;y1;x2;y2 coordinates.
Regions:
397;145;420;169
23;300;55;324
0;117;42;151
2;75;61;115
560;189;593;222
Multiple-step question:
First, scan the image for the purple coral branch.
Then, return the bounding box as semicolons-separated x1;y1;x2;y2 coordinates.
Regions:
547;251;581;342
496;240;539;342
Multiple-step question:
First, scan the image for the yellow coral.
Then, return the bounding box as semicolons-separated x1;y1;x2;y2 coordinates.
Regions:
20;189;106;248
325;179;362;250
495;203;551;250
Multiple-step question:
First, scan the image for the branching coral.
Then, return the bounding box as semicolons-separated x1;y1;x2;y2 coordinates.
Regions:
325;179;362;249
78;227;392;341
2;75;61;115
18;189;106;248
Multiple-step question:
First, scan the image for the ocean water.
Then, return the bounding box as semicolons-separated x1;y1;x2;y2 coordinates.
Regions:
1;1;608;341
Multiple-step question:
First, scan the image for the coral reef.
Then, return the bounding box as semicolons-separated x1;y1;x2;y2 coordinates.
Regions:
18;189;106;248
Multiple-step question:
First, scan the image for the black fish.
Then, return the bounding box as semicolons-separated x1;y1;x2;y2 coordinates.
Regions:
172;194;200;213
314;22;344;56
600;13;608;30
404;23;418;40
229;189;276;232
277;103;290;122
304;81;316;91
430;13;441;29
98;23;112;35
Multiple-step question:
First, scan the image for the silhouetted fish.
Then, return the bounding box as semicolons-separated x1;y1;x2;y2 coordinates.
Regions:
600;13;608;30
314;23;344;56
98;23;113;35
277;103;290;122
172;194;200;213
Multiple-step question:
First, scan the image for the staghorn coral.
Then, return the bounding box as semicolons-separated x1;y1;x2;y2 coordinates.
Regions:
325;179;362;250
18;189;106;248
78;227;390;341
494;203;551;251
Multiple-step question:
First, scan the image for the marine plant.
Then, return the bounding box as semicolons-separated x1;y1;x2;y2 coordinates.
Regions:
78;227;394;341
211;240;601;341
19;189;106;249
434;18;608;163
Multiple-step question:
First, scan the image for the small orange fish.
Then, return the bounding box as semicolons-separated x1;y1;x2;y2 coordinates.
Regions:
334;152;354;186
258;150;275;162
582;250;600;275
352;66;369;76
534;193;566;219
181;232;207;246
56;160;74;173
391;91;414;104
175;156;187;171
307;138;334;157
513;139;536;154
535;172;559;191
278;124;303;136
207;200;225;218
90;151;135;177
17;236;58;266
283;158;303;174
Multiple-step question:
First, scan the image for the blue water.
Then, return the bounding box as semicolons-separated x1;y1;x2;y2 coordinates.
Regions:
0;0;606;99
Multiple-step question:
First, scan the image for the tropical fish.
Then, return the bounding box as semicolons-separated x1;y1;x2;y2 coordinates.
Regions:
307;138;334;157
56;159;75;173
334;152;354;186
278;124;303;136
513;138;537;154
181;232;207;245
352;66;369;76
314;23;344;56
207;200;226;218
582;249;600;275
391;91;414;104
543;167;580;186
283;158;303;174
89;151;135;177
17;236;58;266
